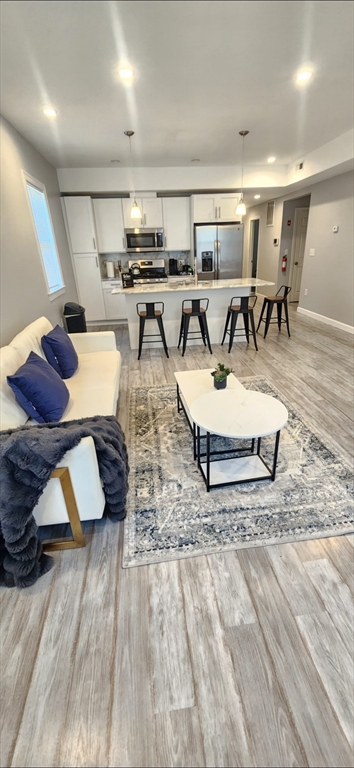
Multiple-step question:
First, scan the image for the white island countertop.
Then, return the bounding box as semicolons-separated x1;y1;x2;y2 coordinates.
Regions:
112;277;274;295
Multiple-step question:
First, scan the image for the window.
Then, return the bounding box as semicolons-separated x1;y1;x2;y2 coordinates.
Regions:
23;172;65;300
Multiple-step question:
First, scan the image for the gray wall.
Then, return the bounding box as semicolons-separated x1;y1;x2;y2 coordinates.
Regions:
243;171;354;326
0;116;78;345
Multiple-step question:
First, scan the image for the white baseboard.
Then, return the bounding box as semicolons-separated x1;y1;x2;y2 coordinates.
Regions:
297;307;354;334
87;319;127;327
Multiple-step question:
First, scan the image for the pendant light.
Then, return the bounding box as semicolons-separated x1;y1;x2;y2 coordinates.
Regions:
236;130;249;216
124;130;141;219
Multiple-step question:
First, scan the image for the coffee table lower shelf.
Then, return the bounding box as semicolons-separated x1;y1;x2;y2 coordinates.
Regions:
196;428;281;492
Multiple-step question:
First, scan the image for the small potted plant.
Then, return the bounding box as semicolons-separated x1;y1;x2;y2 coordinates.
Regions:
211;363;233;390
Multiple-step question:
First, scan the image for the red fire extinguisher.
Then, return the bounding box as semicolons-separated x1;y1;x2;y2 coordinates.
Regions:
281;255;287;273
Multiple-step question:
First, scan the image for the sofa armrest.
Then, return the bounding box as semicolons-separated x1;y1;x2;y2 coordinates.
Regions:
68;331;116;354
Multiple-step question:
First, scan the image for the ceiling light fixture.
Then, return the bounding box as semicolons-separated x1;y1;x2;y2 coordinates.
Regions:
110;159;120;164
43;108;57;118
296;70;312;84
119;68;134;80
268;156;276;163
254;194;261;199
191;158;200;162
236;130;249;217
124;130;141;219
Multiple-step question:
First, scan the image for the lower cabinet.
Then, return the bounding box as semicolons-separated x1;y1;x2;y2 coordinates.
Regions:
73;254;106;321
102;283;127;320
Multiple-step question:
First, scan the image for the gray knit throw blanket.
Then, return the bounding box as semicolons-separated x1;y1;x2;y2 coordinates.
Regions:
0;415;129;589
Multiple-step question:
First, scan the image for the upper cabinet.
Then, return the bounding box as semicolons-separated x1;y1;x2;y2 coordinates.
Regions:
122;197;163;229
93;198;125;253
63;196;97;253
162;197;190;251
191;194;240;224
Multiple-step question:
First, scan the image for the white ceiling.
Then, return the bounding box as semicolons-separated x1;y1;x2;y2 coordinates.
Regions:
1;0;353;169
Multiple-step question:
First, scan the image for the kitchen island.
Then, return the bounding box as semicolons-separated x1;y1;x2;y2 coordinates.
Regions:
112;278;274;350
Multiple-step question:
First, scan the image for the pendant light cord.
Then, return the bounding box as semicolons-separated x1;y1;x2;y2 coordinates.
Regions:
128;135;136;200
240;134;244;196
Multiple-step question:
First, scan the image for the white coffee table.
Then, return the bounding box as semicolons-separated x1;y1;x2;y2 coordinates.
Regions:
174;369;288;491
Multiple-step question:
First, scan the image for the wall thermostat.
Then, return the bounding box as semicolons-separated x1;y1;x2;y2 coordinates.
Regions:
332;225;339;233
273;238;279;246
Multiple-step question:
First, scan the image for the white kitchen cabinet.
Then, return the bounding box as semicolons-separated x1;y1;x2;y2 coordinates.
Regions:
162;197;190;250
73;255;105;321
93;199;125;253
102;282;127;320
63;196;97;253
122;197;163;229
191;194;240;223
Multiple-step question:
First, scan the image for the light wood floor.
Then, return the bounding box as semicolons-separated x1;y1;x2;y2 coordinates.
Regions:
1;305;353;768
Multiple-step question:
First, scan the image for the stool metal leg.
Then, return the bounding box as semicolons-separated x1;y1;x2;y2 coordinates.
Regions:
198;315;207;346
201;313;212;354
249;310;258;351
156;315;169;358
243;312;250;343
228;310;238;352
221;309;231;345
264;300;274;339
177;314;184;349
182;315;190;356
256;298;267;332
284;300;291;337
138;316;145;360
276;302;282;331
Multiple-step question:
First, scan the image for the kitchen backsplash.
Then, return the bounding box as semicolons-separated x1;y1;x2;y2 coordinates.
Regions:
99;251;191;279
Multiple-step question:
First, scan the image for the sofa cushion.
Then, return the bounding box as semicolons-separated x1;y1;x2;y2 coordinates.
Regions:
41;325;79;379
61;350;121;421
0;346;29;430
9;316;53;365
7;351;70;423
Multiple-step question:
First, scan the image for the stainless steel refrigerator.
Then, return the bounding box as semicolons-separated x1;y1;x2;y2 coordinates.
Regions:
194;224;244;281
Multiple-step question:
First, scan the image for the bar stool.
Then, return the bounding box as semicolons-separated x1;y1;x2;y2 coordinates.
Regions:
221;295;258;352
178;298;212;357
256;285;291;339
136;302;169;360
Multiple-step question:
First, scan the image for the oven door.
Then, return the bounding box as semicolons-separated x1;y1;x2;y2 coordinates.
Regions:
125;229;164;252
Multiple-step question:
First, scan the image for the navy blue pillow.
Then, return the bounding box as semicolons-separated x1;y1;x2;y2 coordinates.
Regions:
7;352;69;423
41;324;78;379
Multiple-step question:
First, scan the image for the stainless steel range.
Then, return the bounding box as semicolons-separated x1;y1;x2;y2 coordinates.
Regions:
128;259;168;284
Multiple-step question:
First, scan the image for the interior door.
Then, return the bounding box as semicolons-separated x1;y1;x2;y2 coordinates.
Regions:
217;225;243;279
194;225;217;280
290;208;309;301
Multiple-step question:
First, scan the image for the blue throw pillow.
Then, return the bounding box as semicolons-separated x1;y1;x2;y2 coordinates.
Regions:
41;324;78;379
7;352;70;423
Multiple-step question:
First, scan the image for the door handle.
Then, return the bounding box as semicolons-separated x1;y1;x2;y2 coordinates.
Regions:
93;237;96;250
95;257;98;268
165;236;167;248
215;207;217;219
294;261;299;265
144;213;146;226
218;207;221;219
122;237;125;248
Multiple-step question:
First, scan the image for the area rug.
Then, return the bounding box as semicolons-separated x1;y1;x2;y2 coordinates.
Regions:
122;377;354;567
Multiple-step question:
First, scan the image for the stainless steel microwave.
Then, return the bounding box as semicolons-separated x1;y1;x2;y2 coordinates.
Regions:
125;228;164;253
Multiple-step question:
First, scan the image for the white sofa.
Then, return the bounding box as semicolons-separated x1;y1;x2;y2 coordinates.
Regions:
0;317;122;528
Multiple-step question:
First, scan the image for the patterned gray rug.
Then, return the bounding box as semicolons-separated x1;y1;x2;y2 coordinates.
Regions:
122;377;354;567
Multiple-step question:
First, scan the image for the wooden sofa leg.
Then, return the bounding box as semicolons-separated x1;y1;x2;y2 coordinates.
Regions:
43;467;86;551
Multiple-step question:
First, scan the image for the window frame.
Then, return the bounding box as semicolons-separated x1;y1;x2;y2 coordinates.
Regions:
22;170;66;301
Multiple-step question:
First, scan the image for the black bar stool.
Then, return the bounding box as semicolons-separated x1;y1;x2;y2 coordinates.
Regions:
178;298;212;357
256;285;291;339
221;295;258;352
136;302;169;360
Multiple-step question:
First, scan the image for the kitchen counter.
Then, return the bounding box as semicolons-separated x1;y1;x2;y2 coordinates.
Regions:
112;278;274;350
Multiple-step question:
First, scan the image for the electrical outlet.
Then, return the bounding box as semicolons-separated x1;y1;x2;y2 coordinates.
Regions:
304;288;308;296
309;248;315;257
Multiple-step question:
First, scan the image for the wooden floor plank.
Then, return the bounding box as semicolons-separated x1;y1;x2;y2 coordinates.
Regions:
208;550;257;627
227;623;307;767
296;611;354;750
266;543;324;616
180;556;253;767
238;547;353;767
154;707;205;768
57;519;122;768
10;539;93;768
303;558;354;654
319;537;354;593
148;561;195;714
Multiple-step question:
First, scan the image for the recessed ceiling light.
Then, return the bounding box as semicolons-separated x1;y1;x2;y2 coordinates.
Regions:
267;156;276;163
296;70;313;84
43;108;57;118
254;194;261;199
119;68;134;80
110;159;120;164
191;158;200;162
